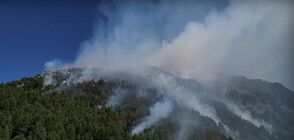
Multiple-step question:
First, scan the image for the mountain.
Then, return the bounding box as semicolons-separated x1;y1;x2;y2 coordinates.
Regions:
210;74;294;139
0;66;293;140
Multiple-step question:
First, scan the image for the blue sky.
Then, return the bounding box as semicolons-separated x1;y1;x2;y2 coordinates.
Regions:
0;0;228;83
0;1;98;83
4;0;291;90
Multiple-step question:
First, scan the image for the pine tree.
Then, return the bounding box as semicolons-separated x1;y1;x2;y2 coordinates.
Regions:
34;122;46;140
66;124;76;139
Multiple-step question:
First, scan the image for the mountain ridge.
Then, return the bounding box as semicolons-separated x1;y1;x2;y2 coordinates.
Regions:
1;66;293;140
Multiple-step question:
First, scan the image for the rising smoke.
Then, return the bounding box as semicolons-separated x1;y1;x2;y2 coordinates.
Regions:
71;0;294;90
132;98;174;135
44;0;294;139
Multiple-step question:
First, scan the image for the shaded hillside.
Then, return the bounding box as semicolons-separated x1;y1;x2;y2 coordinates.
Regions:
39;67;294;140
1;67;293;140
0;73;231;140
210;75;294;140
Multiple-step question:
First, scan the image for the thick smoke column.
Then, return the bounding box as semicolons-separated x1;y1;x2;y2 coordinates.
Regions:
132;98;174;135
43;0;294;139
148;0;294;87
72;0;294;90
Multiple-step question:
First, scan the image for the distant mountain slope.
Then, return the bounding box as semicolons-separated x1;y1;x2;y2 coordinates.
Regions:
210;74;294;139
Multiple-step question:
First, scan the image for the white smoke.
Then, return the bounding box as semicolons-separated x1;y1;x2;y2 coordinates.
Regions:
148;0;294;88
43;72;56;86
44;59;65;70
73;0;294;90
225;101;273;134
43;0;293;138
132;98;174;135
152;73;221;124
106;88;129;107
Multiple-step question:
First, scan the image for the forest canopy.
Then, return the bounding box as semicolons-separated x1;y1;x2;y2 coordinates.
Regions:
0;75;232;140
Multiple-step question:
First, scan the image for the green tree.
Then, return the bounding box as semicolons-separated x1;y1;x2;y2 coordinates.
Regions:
47;131;60;140
66;124;76;139
0;126;11;140
34;122;46;140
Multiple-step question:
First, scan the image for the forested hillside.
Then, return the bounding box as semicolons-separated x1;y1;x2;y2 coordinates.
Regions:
0;75;231;140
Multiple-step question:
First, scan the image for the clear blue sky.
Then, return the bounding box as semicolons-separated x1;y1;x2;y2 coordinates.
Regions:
0;1;98;83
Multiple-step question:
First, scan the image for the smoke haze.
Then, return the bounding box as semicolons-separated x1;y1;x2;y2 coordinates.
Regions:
132;98;174;135
69;0;294;90
43;0;294;139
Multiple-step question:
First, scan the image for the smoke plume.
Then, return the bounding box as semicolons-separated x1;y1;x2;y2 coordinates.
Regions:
132;98;174;135
44;0;294;139
73;0;294;90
